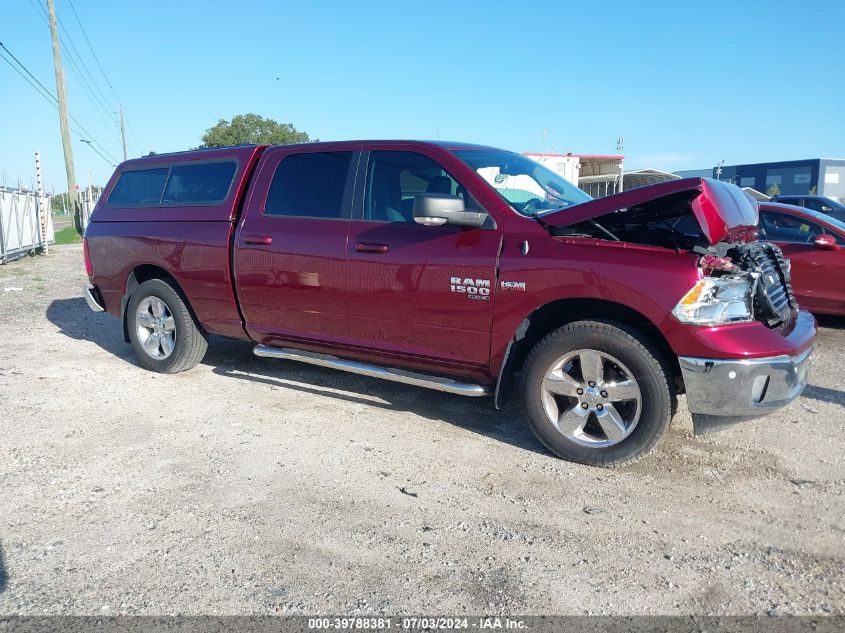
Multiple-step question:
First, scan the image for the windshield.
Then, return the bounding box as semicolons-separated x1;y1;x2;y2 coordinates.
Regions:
453;149;592;217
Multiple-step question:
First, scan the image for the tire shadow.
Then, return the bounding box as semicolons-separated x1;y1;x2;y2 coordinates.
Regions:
46;297;548;457
46;297;137;365
817;314;845;330
202;336;549;456
0;539;7;593
803;384;845;408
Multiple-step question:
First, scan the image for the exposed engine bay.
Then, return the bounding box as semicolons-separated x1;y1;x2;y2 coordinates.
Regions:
547;190;710;251
546;190;798;329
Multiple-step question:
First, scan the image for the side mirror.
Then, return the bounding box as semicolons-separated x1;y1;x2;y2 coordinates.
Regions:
814;234;840;250
413;193;488;228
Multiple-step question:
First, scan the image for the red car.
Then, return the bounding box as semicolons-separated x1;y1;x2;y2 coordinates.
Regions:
83;142;815;467
759;202;845;316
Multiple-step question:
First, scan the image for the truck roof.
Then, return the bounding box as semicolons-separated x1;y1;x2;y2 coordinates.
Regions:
120;140;503;167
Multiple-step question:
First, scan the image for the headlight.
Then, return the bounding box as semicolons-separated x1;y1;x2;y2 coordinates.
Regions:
672;275;756;325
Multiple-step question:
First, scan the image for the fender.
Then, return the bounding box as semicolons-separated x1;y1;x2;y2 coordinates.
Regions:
492;297;678;409
493;318;529;409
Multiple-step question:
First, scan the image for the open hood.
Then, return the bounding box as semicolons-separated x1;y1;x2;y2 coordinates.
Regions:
538;178;759;246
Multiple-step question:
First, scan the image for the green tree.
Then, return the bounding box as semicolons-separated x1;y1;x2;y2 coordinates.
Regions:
199;113;311;148
766;183;781;198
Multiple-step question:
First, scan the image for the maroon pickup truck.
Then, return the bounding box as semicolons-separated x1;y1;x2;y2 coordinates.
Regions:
83;141;815;467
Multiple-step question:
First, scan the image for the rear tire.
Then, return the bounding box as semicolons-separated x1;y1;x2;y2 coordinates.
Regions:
521;320;672;467
127;278;208;373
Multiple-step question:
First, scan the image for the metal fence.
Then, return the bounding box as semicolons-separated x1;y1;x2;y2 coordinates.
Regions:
0;187;54;263
81;188;99;230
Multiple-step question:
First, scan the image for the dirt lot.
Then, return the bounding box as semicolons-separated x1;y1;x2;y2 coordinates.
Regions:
0;245;842;616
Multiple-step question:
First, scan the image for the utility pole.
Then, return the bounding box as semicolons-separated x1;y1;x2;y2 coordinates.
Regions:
119;104;128;160
35;152;48;254
616;136;625;194
86;172;93;228
46;0;80;233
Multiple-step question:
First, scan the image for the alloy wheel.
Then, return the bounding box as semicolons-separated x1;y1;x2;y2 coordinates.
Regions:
540;348;642;448
135;296;176;360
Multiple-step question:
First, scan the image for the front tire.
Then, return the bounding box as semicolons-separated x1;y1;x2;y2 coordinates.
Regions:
522;320;672;467
127;278;208;373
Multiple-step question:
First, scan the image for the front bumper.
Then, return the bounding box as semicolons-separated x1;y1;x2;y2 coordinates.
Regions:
679;347;812;434
84;284;105;312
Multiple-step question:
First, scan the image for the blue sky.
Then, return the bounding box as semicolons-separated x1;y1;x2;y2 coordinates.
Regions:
2;0;844;188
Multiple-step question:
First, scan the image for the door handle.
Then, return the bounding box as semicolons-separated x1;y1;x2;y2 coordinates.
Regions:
244;235;273;245
355;242;389;254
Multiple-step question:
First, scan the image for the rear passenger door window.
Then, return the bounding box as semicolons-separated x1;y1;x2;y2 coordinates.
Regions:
264;152;353;218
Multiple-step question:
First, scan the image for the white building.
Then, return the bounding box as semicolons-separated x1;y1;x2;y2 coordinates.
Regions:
524;152;679;198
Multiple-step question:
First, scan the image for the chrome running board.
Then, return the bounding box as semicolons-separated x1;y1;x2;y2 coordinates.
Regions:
253;345;491;397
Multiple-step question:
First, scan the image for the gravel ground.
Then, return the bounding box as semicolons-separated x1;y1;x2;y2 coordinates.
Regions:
0;245;842;616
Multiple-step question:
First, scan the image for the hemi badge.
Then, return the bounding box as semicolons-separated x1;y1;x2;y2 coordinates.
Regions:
501;281;526;291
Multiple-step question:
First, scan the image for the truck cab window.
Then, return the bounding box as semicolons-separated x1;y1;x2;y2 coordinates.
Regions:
264;152;352;218
364;151;477;223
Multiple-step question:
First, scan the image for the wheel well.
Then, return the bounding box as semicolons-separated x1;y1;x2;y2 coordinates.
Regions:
505;299;682;395
121;265;184;343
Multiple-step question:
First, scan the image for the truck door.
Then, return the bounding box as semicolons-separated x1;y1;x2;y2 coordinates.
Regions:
234;146;358;344
346;148;501;367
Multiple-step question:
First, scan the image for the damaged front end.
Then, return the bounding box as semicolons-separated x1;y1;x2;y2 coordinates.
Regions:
674;241;798;330
676;241;807;435
540;177;798;329
539;177;810;433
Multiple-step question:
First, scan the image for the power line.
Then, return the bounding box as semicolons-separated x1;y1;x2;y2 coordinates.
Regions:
66;0;121;104
55;33;121;135
45;2;123;137
65;0;143;155
0;40;60;104
24;0;138;159
123;113;144;154
0;47;57;106
26;0;49;24
25;0;124;146
0;41;118;166
56;11;119;117
80;140;117;166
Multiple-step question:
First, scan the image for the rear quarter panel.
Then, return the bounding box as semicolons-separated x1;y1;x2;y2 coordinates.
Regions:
86;146;265;339
85;221;244;338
